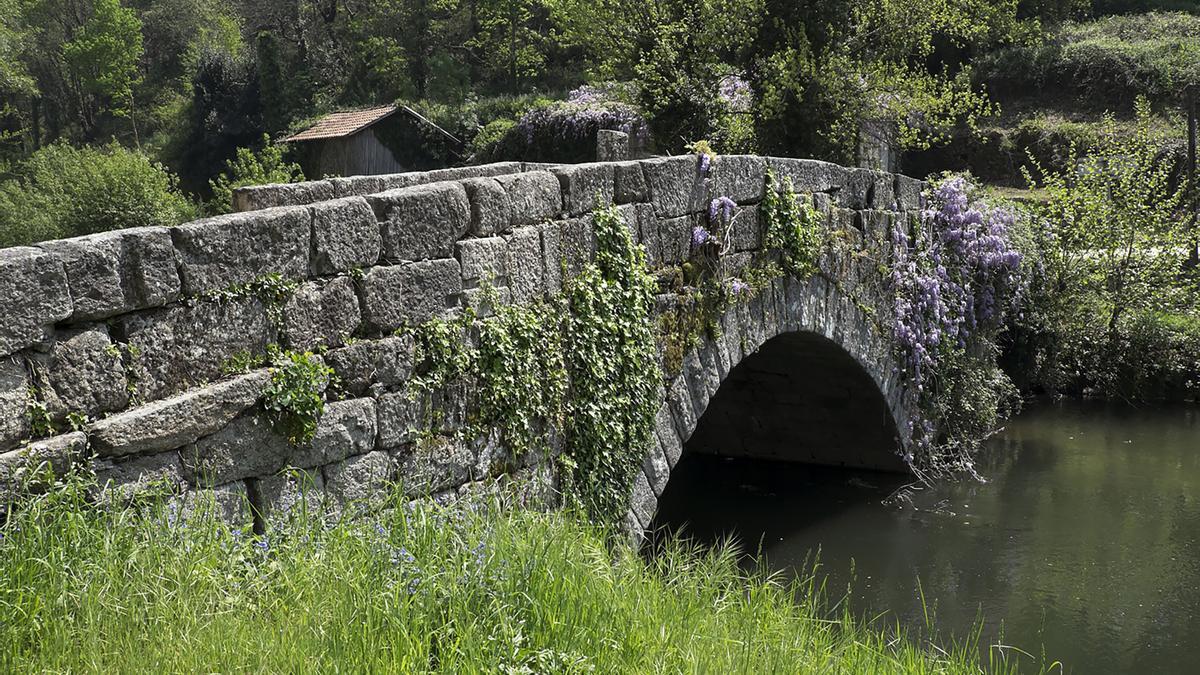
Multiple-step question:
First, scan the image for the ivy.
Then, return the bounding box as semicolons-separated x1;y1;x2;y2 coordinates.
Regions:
199;272;298;334
562;205;661;528
261;348;334;445
761;169;824;279
476;302;567;461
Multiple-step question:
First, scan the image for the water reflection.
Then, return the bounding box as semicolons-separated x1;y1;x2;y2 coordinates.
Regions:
651;401;1200;675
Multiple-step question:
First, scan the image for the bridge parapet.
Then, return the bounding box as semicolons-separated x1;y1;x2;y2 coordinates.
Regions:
0;156;924;527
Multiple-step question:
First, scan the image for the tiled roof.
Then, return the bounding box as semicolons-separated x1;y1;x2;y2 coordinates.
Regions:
284;105;398;142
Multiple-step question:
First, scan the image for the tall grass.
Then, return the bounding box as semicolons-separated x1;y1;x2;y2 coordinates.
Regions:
0;474;1019;673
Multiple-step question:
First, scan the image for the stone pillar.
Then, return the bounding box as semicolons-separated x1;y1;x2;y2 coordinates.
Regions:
596;130;630;162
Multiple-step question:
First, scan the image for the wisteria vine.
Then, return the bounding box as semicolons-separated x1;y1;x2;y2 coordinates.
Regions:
890;176;1024;460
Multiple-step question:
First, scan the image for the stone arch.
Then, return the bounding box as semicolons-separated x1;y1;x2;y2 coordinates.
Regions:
628;274;917;533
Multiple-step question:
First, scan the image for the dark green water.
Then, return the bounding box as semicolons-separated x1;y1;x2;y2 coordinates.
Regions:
652;401;1200;675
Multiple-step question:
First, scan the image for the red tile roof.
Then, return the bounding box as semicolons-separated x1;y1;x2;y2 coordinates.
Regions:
284;105;398;142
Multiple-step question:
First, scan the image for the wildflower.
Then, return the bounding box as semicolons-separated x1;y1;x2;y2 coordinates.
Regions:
729;278;750;296
692;225;713;249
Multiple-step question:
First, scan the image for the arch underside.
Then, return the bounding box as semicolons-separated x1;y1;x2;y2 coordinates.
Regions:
629;276;916;535
687;330;908;472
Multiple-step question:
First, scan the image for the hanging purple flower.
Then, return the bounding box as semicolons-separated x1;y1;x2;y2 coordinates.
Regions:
890;176;1024;392
699;153;711;176
692;225;713;249
718;74;752;112
708;196;737;223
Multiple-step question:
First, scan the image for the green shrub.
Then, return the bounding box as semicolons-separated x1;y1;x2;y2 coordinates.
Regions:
978;12;1200;107
208;134;303;214
261;349;333;445
0;141;195;247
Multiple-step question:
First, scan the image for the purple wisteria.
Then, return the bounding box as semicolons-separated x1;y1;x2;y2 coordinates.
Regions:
709;196;737;223
890;177;1023;390
692;225;713;249
718;74;752;112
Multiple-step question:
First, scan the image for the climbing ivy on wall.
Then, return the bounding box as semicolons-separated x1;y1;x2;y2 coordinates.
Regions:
397;206;660;528
761;169;824;279
562;205;662;528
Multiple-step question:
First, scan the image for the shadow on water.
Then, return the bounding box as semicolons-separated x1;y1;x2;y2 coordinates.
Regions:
649;400;1200;675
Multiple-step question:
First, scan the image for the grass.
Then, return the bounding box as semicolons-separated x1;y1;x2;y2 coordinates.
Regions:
0;473;1030;673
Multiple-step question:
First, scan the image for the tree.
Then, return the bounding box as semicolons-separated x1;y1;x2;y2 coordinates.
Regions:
1025;98;1188;333
62;0;144;139
749;0;1017;165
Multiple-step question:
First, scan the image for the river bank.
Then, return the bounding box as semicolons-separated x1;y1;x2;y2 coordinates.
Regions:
0;474;1016;673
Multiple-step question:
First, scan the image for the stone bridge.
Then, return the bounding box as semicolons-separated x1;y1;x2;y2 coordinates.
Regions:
0;156;924;532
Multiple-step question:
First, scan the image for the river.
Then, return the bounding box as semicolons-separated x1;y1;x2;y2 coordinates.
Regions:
651;401;1200;674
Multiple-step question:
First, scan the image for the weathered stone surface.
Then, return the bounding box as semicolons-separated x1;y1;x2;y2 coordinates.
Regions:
29;325;128;419
895;175;924;211
283;277;361;351
172;206;311;295
666;375;697;442
183;413;291;486
394;437;475;497
614;161;650;204
641;156;702;217
539;222;563;293
654;403;683;468
730;207;762;252
710;155;766;203
324;450;394;506
309;197;382;274
840;168;878;210
369;182;471;261
0;359;30;451
330;175;387;199
462;177;511;236
360;259;462;332
0;432;87;505
659;216;692;265
456;236;508;288
233;162;528;210
252;468;326;521
505;226;544;303
325;335;413;395
596;129;630;162
376;389;426;450
766;157;848;194
635;204;664;267
39;227;180;321
553;163;615;216
0;247;71;357
869;171;897;210
88;369;270;457
93;449;185;502
497;171;562;226
171;481;252;528
630;469;657;527
561;216;596;279
643;440;671;497
290;398;377;468
115;297;273;402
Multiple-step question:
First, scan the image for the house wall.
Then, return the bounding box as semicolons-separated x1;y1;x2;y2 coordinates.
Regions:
317;129;407;178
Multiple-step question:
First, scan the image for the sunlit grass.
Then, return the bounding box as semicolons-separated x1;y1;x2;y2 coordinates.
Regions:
0;474;1033;673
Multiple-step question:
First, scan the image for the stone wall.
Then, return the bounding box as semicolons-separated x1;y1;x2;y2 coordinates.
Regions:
0;155;924;530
